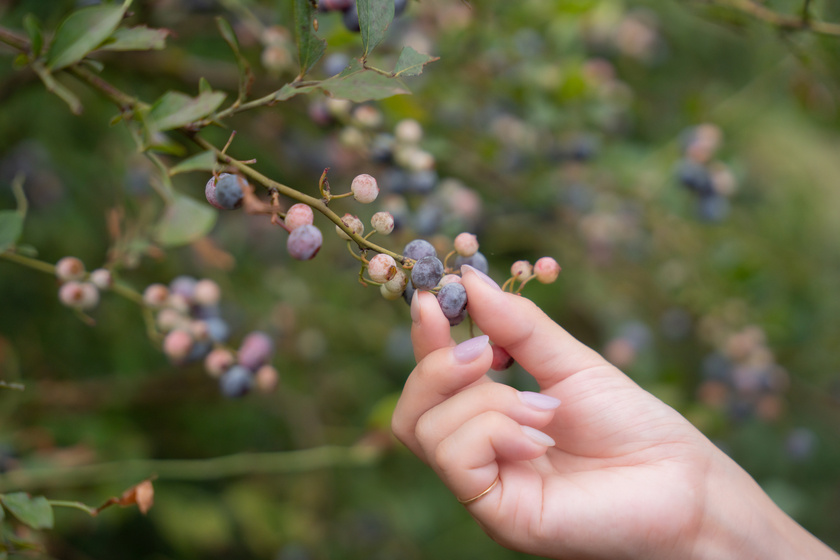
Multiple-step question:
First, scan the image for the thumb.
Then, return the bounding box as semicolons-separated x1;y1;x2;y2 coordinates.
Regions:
461;265;607;389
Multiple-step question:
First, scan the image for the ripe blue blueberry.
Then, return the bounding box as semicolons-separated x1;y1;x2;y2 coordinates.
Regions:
403;239;437;261
411;255;444;290
219;365;254;398
437;282;468;326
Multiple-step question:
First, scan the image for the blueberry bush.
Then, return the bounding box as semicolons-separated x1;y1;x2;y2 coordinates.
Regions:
1;0;840;558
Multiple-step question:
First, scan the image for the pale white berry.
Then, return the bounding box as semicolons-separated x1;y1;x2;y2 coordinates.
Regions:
511;260;533;279
383;268;408;294
395;119;423;143
351;174;379;204
336;213;364;240
205;348;235;378
193;279;221;306
370;211;395;235
56;256;86;282
368;254;398;283
90;268;113;290
143;284;170;307
58;281;99;310
380;284;403;300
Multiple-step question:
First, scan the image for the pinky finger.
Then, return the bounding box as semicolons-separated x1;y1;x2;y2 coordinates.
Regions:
432;411;555;507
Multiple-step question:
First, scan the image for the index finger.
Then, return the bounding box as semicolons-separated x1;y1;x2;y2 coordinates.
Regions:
461;266;607;389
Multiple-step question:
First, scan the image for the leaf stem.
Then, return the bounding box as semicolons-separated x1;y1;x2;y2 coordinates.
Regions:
48;500;99;516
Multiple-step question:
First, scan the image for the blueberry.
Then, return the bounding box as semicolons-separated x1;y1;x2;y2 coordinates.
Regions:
219;365;254;398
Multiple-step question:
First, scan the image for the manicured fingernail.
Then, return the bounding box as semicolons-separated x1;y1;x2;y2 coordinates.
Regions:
518;391;561;410
521;425;555;447
461;264;502;291
410;290;421;324
452;335;490;363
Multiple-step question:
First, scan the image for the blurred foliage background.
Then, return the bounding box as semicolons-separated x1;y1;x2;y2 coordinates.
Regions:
1;0;840;558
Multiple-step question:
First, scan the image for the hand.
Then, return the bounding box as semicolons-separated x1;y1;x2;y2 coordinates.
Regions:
391;266;839;560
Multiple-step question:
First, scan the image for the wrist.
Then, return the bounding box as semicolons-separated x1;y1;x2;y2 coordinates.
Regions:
691;449;838;560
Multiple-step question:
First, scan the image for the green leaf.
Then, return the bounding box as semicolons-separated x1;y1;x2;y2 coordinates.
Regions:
146;90;227;133
169;151;217;175
155;195;217;247
0;493;54;530
393;46;439;77
273;82;318;102
97;26;170;52
293;0;326;78
23;14;43;57
46;0;131;70
358;0;394;59
216;17;253;103
0;211;24;253
319;59;409;102
198;77;213;94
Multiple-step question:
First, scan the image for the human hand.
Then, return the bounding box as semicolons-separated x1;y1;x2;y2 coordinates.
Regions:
391;266;839;560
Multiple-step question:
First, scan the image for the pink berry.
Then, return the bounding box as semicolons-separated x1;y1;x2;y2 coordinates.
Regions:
58;281;99;310
335;213;364;240
56;257;86;281
438;274;461;288
255;364;279;393
533;257;561;284
453;233;479;257
287;224;323;260
205;348;235;378
395;119;423;143
284;203;314;231
370;211;395;235
510;260;533;279
143;284;170;307
351;174;379;204
193;279;221;306
368;254;398;283
205;176;226;210
238;331;275;371
490;344;514;371
163;329;194;362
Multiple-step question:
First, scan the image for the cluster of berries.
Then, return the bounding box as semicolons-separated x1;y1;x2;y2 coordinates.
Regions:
697;324;789;423
675;124;738;222
318;0;408;33
143;276;278;398
55;257;113;311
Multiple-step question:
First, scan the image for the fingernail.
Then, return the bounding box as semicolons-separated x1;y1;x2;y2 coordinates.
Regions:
410;290;421;324
518;391;561;410
452;335;490;363
521;425;555;447
461;264;502;291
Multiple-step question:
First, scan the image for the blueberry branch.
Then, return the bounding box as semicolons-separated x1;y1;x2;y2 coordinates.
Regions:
702;0;840;35
0;445;381;493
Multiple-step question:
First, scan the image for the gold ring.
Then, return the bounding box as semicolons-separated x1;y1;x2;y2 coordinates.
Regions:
457;476;500;505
